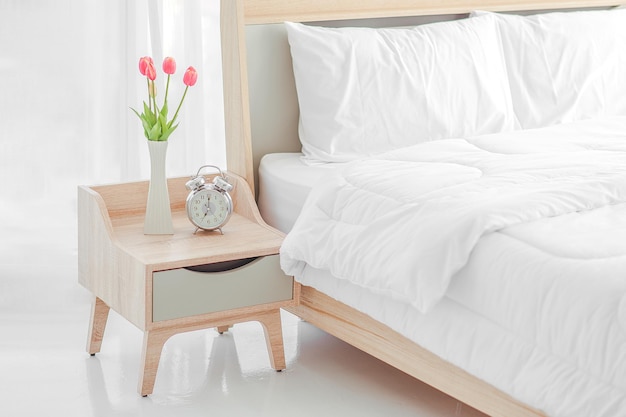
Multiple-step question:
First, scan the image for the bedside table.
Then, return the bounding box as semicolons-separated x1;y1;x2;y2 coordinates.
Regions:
77;173;297;396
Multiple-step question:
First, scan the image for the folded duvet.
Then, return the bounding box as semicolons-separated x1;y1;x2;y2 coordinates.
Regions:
280;116;626;416
281;117;626;312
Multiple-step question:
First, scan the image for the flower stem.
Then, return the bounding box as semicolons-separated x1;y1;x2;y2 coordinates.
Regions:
169;86;188;128
164;74;170;105
146;78;152;111
152;93;159;120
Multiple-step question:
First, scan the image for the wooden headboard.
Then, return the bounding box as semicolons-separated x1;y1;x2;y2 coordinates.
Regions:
219;0;620;194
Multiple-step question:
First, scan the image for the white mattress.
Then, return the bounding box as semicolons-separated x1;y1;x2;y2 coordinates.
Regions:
259;118;626;417
258;153;340;233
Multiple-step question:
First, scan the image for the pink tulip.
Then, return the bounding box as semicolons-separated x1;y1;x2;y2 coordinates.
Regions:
144;60;157;81
162;57;176;75
138;56;154;76
183;66;198;86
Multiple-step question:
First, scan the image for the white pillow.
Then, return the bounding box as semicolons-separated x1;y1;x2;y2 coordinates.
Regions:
285;15;518;164
473;9;626;129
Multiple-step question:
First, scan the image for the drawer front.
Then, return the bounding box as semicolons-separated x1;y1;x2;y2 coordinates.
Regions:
152;255;293;322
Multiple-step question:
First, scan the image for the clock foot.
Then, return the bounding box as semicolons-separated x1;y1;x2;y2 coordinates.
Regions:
193;227;224;235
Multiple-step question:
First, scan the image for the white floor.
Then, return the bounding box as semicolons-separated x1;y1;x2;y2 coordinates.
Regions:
0;218;488;417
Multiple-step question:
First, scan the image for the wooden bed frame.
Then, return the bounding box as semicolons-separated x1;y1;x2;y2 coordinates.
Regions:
218;1;619;416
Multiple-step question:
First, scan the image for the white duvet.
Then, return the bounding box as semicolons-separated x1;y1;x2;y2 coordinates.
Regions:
280;117;626;416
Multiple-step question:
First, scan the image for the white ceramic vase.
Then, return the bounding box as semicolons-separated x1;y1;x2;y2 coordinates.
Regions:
144;140;174;235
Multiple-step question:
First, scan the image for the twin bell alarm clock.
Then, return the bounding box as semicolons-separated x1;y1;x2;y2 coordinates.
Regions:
185;165;233;233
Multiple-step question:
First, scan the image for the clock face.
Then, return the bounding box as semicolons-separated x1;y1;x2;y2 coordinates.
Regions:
186;188;232;230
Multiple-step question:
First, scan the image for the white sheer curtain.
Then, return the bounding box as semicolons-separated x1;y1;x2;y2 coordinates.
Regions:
85;0;225;183
140;0;226;180
0;0;224;312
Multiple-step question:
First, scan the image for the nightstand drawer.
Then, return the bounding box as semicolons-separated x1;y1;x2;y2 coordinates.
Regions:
152;255;292;322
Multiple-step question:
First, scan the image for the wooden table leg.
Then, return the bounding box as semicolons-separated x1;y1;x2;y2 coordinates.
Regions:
257;309;286;371
137;310;286;395
138;328;173;396
87;296;110;355
217;325;232;334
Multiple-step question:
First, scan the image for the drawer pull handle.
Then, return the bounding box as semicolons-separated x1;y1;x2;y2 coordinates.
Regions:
184;257;258;273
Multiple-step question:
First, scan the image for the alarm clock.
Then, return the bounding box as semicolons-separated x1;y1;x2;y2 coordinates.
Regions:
185;165;234;233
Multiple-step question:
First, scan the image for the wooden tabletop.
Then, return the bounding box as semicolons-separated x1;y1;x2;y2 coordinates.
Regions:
82;173;284;272
110;209;283;269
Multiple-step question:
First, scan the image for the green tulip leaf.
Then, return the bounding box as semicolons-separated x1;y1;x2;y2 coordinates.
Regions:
148;122;161;140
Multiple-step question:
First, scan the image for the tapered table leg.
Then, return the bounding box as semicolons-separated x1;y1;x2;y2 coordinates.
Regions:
138;328;173;396
87;296;110;355
258;309;286;371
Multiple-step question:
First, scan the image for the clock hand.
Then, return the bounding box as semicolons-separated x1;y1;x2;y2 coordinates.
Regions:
200;201;210;220
207;200;216;216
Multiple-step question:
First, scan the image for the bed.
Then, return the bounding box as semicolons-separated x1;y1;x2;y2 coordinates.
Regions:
219;1;626;416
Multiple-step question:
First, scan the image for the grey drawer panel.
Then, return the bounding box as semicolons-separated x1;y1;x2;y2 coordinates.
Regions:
153;255;292;322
